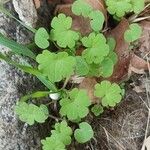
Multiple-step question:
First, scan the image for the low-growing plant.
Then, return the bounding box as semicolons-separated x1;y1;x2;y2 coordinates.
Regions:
106;0;144;18
0;0;144;149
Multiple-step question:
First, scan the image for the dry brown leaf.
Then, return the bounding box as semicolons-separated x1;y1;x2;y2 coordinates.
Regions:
139;21;150;57
33;0;41;9
128;53;149;76
79;77;100;103
55;0;107;35
104;19;130;83
130;53;149;70
86;0;107;19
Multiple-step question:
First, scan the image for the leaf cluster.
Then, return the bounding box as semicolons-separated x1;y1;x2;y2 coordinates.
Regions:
2;0;142;150
106;0;144;18
72;0;105;32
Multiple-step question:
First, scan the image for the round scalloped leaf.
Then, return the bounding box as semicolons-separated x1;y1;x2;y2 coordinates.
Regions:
15;102;49;125
36;50;76;82
131;0;144;14
60;88;91;121
34;27;50;49
106;0;132;18
81;33;109;64
124;23;142;42
51;121;72;145
50;13;79;48
72;0;93;17
100;58;114;78
74;122;94;143
107;37;116;51
94;80;123;107
89;10;105;32
75;56;89;76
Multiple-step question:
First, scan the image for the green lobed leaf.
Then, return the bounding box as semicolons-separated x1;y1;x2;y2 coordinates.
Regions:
15;102;49;125
100;58;114;78
130;0;144;14
124;23;142;42
75;56;89;76
72;0;93;17
106;0;144;18
41;121;72;150
106;0;132;18
107;37;116;51
50;13;79;48
91;104;104;116
51;121;72;145
107;37;118;65
88;63;101;77
89;10;105;32
108;51;118;65
60;88;91;121
81;33;109;64
74;122;94;143
41;137;66;150
36;50;76;83
34;27;50;49
94;80;123;107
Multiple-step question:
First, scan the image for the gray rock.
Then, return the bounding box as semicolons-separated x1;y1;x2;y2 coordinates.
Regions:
0;2;41;150
12;0;38;27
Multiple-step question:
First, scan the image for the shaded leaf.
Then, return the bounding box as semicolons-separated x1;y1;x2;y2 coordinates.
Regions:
75;56;89;76
124;23;142;42
100;58;114;78
89;10;105;31
91;104;104;116
35;27;50;49
74;122;94;143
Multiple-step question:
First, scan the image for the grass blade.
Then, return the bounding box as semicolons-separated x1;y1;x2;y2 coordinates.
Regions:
0;5;36;33
0;33;36;59
0;52;57;92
